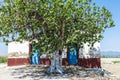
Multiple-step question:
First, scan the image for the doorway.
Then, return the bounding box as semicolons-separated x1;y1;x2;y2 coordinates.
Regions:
30;45;40;64
68;45;78;64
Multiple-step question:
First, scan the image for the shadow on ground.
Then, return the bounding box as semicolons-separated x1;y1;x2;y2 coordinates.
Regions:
11;65;118;80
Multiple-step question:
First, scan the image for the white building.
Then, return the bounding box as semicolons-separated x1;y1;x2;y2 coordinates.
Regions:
8;41;101;68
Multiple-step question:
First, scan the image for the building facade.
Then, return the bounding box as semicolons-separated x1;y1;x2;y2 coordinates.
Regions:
8;41;101;68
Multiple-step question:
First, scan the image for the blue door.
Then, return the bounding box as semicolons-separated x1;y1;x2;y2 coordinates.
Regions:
68;46;78;64
31;46;40;64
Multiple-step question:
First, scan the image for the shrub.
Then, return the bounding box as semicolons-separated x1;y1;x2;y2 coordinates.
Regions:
0;56;7;63
112;61;120;64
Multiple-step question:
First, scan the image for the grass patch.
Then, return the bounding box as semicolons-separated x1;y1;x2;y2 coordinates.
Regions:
0;56;7;63
112;61;120;64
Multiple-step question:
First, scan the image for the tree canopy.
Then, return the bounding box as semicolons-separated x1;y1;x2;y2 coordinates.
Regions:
0;0;114;53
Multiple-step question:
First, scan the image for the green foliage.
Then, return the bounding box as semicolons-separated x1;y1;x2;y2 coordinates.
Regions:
112;61;120;64
0;0;114;53
0;56;7;63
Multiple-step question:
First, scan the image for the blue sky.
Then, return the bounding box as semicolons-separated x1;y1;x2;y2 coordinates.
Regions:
93;0;120;51
0;0;120;55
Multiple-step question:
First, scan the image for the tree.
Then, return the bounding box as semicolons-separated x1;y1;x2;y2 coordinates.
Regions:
0;0;114;73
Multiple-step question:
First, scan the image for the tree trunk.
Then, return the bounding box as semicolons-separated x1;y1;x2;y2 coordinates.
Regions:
47;50;64;74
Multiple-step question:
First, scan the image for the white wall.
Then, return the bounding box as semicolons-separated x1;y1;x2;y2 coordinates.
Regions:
82;42;100;58
8;41;30;58
8;41;100;58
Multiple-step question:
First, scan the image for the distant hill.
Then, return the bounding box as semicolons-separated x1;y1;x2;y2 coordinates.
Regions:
101;51;120;58
0;53;7;57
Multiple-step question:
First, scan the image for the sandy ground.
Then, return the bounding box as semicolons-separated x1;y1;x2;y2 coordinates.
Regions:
0;64;28;80
101;58;120;76
0;58;120;80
